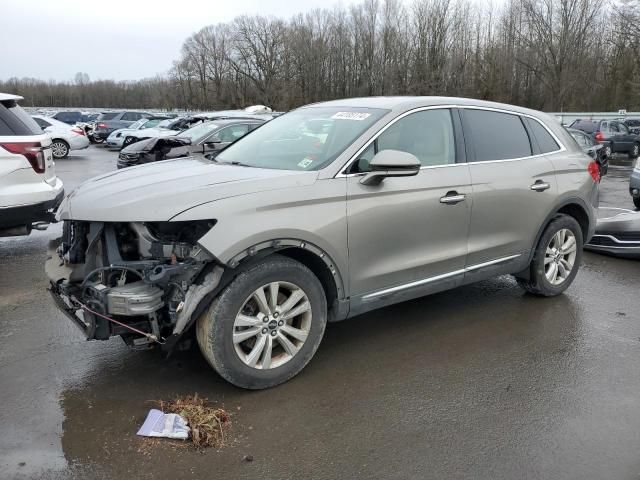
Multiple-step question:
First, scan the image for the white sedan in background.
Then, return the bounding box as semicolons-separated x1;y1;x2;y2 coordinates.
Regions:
31;115;90;158
106;117;167;149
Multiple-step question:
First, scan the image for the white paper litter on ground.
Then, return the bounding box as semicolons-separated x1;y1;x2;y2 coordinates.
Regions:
137;409;190;440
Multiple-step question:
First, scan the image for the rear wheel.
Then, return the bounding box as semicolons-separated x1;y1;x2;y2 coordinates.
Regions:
604;145;612;158
515;215;583;296
629;142;640;159
633;196;640;210
51;139;69;159
196;255;327;389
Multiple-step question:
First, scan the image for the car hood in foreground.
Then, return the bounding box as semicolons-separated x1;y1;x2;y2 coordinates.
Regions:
57;157;318;222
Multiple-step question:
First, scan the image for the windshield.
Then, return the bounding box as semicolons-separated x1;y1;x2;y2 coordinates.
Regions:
178;121;219;143
216;107;388;170
129;119;147;130
142;119;162;129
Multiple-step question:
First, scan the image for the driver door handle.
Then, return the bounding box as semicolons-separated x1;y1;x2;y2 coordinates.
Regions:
440;191;466;205
530;181;551;192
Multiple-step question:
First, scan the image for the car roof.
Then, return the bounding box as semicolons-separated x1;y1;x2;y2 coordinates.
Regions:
305;96;548;117
0;92;23;102
206;118;264;126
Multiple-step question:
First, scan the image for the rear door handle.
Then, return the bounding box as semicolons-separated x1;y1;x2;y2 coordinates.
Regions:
530;181;551;192
440;191;466;205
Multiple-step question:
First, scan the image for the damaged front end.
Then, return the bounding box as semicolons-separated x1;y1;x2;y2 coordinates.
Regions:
46;219;223;352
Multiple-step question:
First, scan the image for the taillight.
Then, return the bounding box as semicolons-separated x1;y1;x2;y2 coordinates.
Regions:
594;131;604;142
0;142;46;173
97;123;107;129
587;160;601;183
72;127;85;136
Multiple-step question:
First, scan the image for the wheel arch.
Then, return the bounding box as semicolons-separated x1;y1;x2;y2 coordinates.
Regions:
226;239;348;322
529;198;592;264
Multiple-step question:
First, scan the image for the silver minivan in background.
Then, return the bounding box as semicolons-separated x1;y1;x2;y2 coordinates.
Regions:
47;97;600;389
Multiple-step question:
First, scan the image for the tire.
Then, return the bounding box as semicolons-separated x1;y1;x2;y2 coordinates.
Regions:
629;142;640;159
515;214;583;297
604;145;612;158
196;255;327;389
51;139;70;159
634;196;640;210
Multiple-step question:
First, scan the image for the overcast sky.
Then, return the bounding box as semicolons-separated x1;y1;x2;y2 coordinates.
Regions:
0;0;330;82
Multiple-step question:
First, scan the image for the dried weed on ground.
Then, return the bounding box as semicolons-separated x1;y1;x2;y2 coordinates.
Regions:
156;394;232;449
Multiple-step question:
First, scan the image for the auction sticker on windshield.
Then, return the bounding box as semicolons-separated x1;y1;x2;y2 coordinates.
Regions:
331;112;371;121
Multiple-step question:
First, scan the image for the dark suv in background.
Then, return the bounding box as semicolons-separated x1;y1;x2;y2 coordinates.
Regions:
93;111;152;140
569;119;640;158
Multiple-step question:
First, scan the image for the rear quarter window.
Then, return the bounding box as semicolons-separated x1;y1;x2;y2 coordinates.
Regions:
527;119;560;153
463;109;532;161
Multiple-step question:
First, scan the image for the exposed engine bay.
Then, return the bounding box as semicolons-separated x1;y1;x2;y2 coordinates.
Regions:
46;219;222;351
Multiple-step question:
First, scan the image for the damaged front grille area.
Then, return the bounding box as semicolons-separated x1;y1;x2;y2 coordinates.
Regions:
48;219;219;350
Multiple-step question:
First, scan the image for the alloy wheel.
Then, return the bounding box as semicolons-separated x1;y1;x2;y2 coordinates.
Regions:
633;144;639;157
233;281;312;370
51;141;68;158
544;228;577;286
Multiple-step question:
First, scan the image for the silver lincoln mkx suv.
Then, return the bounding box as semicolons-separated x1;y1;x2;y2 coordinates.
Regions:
47;97;599;389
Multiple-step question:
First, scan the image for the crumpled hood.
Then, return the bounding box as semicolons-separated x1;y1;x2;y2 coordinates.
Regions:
57;157;318;222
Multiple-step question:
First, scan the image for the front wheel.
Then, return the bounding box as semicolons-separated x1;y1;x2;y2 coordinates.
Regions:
634;196;640;210
629;143;640;159
515;214;583;296
196;255;327;389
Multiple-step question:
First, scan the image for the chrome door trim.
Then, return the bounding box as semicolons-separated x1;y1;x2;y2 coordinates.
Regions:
362;254;522;300
464;254;522;272
361;268;465;300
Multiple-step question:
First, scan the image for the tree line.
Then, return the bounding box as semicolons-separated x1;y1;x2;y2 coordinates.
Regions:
2;0;640;112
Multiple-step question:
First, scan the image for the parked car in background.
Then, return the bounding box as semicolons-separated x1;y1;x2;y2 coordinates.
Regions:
52;111;85;125
567;128;608;176
585;208;640;258
92;111;153;140
0;93;63;237
32;115;90;158
621;118;640;135
630;158;640;209
117;119;263;168
121;117;204;146
47;97;599;389
569;119;639;158
106;117;170;149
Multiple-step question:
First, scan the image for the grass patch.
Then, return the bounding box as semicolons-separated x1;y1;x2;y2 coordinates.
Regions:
158;394;231;449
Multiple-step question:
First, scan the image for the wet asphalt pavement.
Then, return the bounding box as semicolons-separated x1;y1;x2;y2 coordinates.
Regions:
1;146;639;480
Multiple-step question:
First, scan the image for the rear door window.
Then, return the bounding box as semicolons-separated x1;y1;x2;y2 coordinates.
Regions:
527;119;560;153
122;112;139;121
463;109;532;161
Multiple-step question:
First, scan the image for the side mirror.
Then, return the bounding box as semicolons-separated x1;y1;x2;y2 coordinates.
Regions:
360;149;421;186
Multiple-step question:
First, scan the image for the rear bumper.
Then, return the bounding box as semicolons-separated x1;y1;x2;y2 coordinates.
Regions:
69;135;90;151
93;129;113;139
0;188;64;228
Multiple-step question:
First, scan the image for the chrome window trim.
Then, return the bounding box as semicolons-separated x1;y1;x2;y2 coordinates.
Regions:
335;104;566;178
362;254;521;300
